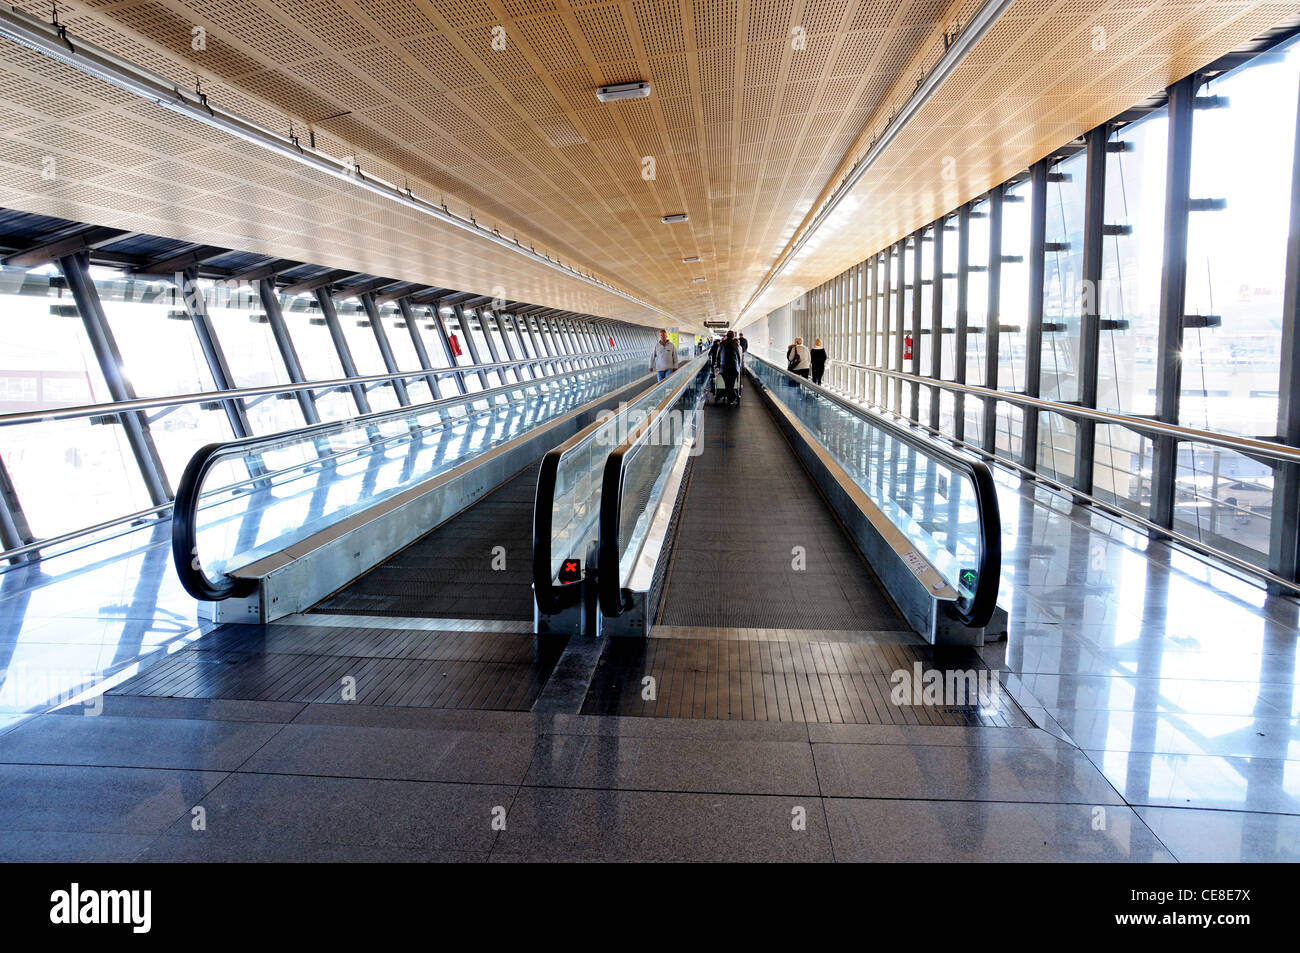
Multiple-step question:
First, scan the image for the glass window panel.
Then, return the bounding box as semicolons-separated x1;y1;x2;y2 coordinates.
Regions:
999;179;1032;394
941;218;959;381
1099;109;1167;418
336;305;401;411
94;269;235;485
1094;425;1154;517
1182;37;1300;437
1043;150;1087;403
0;266;152;536
278;297;354;422
1037;410;1077;485
201;279;304;434
1172;443;1272;566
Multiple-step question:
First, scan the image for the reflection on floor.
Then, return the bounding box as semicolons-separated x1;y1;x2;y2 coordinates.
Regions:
0;440;1296;861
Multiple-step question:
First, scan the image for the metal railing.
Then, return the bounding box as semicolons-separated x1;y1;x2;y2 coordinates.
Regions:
826;358;1300;595
745;353;1003;628
594;356;718;618
534;350;701;617
172;357;649;600
0;347;636;566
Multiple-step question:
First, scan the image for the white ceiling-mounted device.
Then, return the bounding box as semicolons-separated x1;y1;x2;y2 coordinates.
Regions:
661;213;689;224
596;81;652;103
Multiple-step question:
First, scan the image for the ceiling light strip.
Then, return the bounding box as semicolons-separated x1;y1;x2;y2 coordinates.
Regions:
0;5;676;323
738;0;1014;323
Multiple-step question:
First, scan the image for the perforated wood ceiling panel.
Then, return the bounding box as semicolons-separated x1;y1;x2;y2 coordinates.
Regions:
746;0;1300;318
0;0;1294;325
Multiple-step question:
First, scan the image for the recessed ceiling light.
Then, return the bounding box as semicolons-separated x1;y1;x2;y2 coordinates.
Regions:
596;81;652;103
693;277;706;283
661;213;688;224
682;256;700;263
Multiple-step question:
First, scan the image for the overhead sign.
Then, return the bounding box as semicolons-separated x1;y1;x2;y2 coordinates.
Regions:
703;320;730;328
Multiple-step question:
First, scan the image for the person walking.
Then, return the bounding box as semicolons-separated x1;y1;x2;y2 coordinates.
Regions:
650;330;677;382
738;332;749;354
810;338;828;385
789;337;811;379
718;330;743;403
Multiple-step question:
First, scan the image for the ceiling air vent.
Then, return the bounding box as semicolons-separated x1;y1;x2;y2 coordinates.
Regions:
596;81;651;103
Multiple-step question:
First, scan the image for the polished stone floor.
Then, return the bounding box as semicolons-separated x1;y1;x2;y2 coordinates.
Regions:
0;445;1296;861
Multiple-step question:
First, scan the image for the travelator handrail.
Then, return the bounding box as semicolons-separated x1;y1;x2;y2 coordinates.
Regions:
833;359;1300;466
0;347;627;430
824;358;1300;596
597;357;712;619
173;356;646;601
745;353;1002;628
533;353;707;616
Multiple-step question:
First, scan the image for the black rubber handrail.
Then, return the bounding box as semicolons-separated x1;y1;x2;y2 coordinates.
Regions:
597;359;712;618
173;357;644;601
533;354;706;616
745;353;1001;628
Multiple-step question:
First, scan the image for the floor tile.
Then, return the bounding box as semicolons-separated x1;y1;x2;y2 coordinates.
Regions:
825;798;1174;862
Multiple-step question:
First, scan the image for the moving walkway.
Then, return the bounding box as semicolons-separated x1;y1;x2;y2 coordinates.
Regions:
175;348;1002;647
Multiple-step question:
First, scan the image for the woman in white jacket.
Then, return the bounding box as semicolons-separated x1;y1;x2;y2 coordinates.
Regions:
787;337;811;379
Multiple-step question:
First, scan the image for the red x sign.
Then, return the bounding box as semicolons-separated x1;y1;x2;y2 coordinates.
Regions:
558;557;582;584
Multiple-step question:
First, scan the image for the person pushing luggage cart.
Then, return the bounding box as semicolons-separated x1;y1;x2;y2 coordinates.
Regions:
711;330;743;405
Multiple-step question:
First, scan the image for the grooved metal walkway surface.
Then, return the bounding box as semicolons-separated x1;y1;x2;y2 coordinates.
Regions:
582;634;1030;726
656;389;906;631
110;622;559;711
312;462;539;621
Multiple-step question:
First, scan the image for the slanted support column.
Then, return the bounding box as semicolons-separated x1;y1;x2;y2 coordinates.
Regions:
360;292;410;406
425;305;467;394
983;185;1005;452
1073;124;1109;494
1270;67;1300;591
59;251;173;504
474;308;512;380
1152;76;1196;532
1022;159;1049;471
178;266;253;438
448;303;490;389
396;297;443;397
258;277;320;425
315;287;372;414
0;457;34;562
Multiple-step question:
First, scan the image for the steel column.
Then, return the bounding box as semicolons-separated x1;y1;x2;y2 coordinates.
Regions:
396;297;444;397
954;203;971;443
360;293;411;405
894;241;906;411
911;228;924;421
1152;76;1197;531
315;288;372;414
178;266;254;438
1270;68;1300;590
983;185;1004;451
58;251;173;503
1022;159;1049;471
450;304;491;388
1074;125;1109;493
257;277;320;425
930;219;944;431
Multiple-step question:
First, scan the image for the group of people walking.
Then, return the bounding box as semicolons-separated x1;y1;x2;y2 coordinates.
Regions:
786;338;828;384
654;328;828;391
